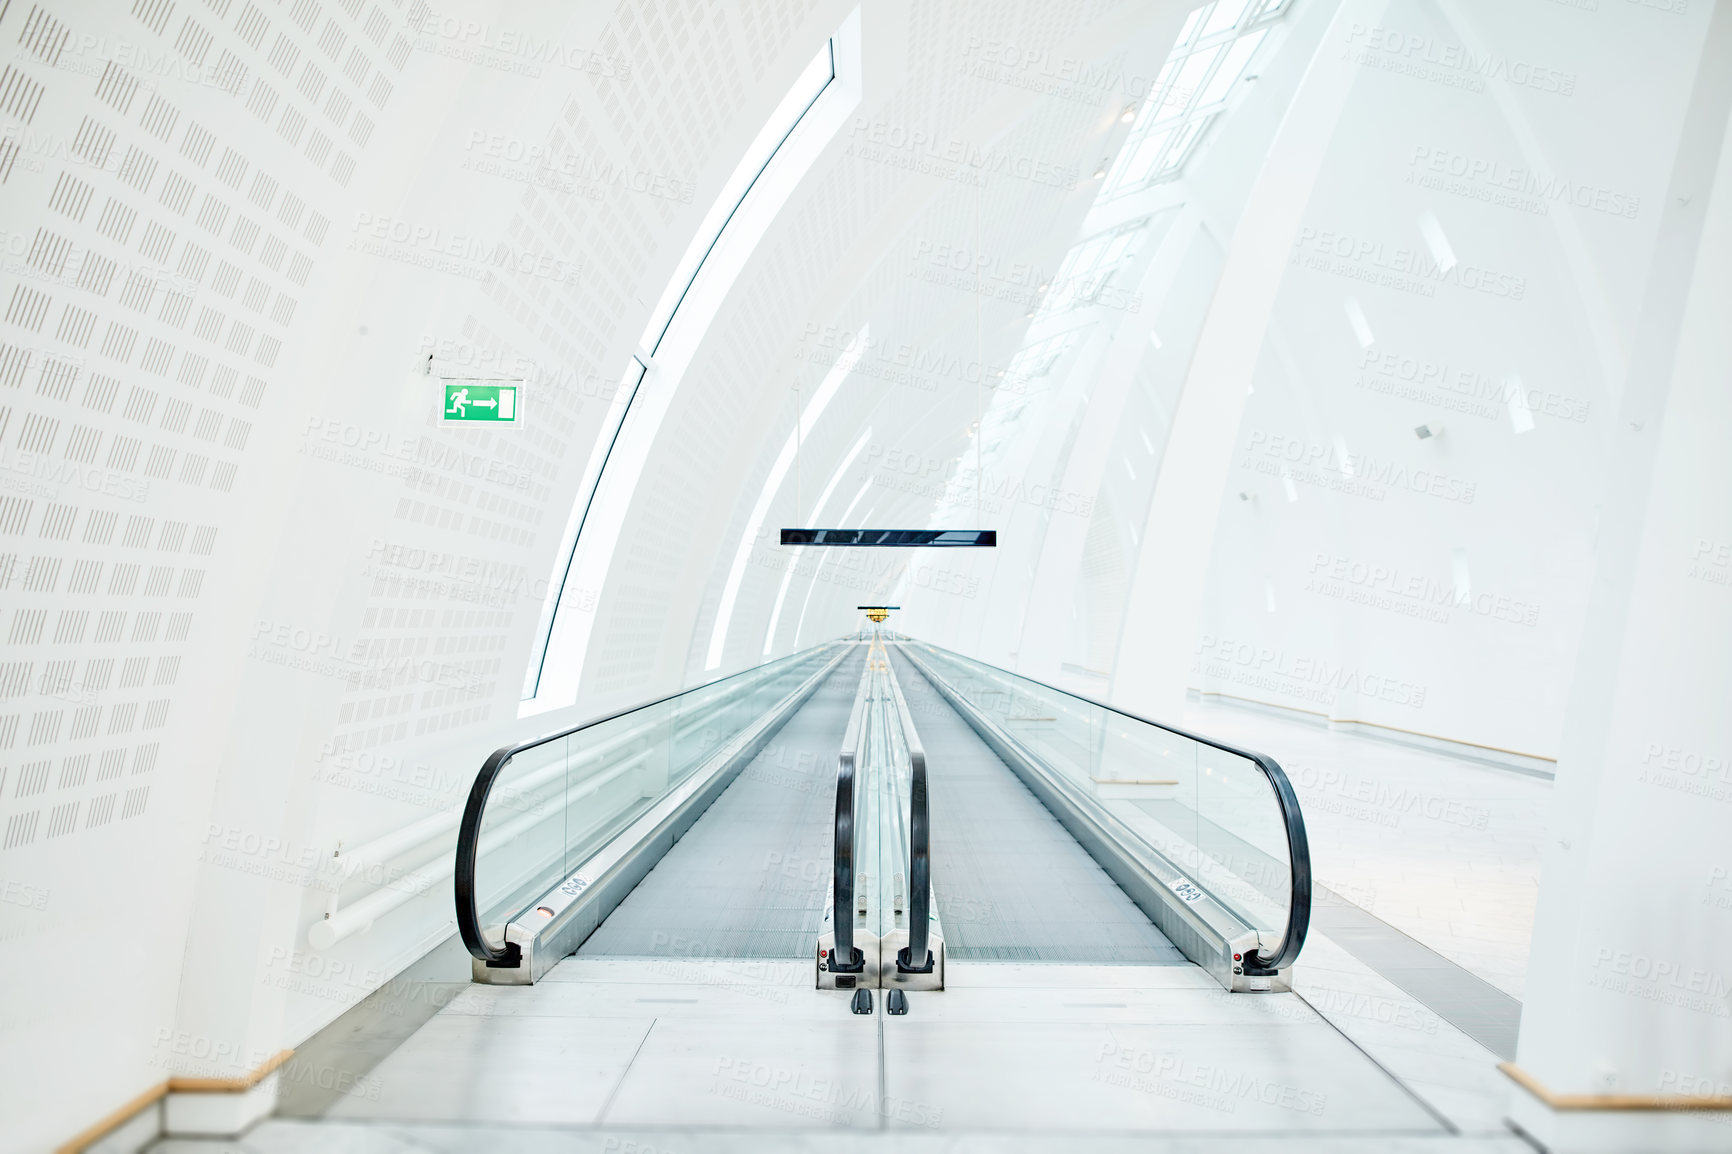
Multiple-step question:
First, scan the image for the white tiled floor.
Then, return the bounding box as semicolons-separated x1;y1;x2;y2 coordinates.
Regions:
1290;923;1516;1133
884;1018;1433;1132
152;1126;1539;1152
1177;699;1551;997
606;1016;881;1129
325;1013;653;1125
175;958;1526;1146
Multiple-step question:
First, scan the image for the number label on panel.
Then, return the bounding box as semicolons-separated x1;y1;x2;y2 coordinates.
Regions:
559;874;591;898
1170;879;1206;905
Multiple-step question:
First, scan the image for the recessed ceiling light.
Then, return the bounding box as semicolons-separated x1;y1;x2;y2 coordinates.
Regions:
1120;104;1137;123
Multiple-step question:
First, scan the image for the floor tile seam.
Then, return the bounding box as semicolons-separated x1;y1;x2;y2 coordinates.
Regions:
939;984;1223;992
260;1119;1492;1138
881;1018;1330;1028
583;952;816;961
593;1018;660;1126
882;1017;1345;1031
550;956;814;963
928;984;1240;991
1286;986;1462;1136
565;950;818;962
876;979;888;1131
942;972;1217;982
440;1010;846;1022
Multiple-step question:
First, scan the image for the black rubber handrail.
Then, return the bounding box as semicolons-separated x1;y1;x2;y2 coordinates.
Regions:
883;659;932;974
456;642;840;965
827;736;863;973
826;657;871;974
900;642;1310;973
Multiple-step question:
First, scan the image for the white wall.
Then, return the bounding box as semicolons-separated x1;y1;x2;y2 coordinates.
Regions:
1166;0;1716;759
0;0;850;1147
1513;11;1732;1143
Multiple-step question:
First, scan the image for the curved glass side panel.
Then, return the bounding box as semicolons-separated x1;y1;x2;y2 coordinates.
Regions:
905;643;1299;957
468;642;841;951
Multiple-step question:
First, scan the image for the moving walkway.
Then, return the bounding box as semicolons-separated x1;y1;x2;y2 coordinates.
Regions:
455;634;1310;1007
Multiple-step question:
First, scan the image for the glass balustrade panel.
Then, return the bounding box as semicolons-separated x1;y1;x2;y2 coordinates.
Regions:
470;643;840;941
472;736;569;938
908;642;1292;942
1197;742;1291;939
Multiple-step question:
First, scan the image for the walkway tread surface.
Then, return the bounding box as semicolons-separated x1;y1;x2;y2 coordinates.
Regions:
890;649;1186;965
579;648;866;960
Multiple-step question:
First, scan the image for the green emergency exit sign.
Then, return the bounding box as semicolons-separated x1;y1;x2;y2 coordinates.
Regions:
442;383;517;423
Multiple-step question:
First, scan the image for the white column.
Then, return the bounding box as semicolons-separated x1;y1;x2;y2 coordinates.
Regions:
1510;12;1732;1149
1111;0;1385;719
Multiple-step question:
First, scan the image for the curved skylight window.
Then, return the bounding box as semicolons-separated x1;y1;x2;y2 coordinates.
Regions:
1103;0;1289;195
523;13;862;706
1035;218;1148;319
760;426;874;658
641;46;837;356
704;329;867;671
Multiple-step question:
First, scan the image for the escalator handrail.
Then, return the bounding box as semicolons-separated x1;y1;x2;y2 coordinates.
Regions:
827;665;866;970
883;657;932;972
456;641;841;965
828;655;872;973
901;642;1310;973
